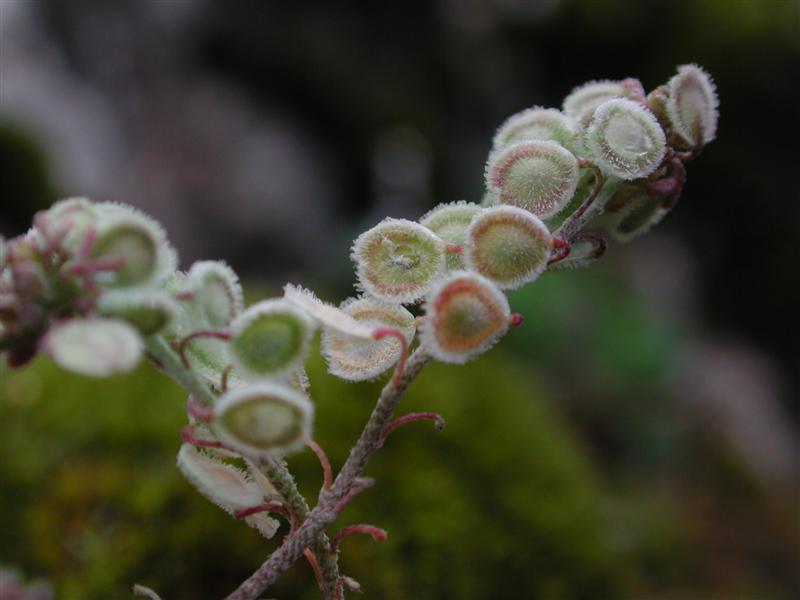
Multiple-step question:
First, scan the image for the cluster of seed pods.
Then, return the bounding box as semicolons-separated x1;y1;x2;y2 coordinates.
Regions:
0;64;718;546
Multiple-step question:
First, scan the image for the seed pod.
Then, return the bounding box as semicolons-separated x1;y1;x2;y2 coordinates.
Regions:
176;444;280;538
464;206;553;289
284;284;373;339
493;107;577;150
667;64;718;147
90;210;177;288
352;218;446;303
188;260;243;328
486;140;579;219
229;299;314;380
585;99;666;180
98;289;178;334
45;197;99;252
421;271;510;364
420;201;481;269
563;80;627;127
212;382;313;456
605;192;671;243
41;317;143;377
322;296;416;381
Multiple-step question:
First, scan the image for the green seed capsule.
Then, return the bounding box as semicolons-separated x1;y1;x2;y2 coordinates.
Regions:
229;299;314;380
585;99;666;180
322;296;416;381
486;140;579;219
667;64;718;147
493;107;577;150
465;206;553;289
188;261;244;328
563;80;627;128
421;271;510;364
212;382;313;457
420;201;481;269
91;211;176;288
352;218;446;303
98;289;177;334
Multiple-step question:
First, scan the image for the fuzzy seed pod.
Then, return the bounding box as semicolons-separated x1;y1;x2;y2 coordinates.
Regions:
321;296;416;381
229;299;315;380
420;201;481;269
486;140;579;219
493;107;577;150
211;382;313;457
421;271;510;364
606;193;670;243
283;284;373;339
585;99;666;180
188;260;244;328
98;289;178;334
563;80;627;127
352;218;446;303
176;444;280;538
464;206;553;289
45;197;99;252
90;210;176;288
42;317;143;377
666;64;718;147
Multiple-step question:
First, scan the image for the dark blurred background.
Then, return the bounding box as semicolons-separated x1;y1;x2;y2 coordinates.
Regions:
1;1;799;598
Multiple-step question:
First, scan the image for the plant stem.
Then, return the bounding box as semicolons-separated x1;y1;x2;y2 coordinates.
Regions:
144;336;341;598
226;347;432;600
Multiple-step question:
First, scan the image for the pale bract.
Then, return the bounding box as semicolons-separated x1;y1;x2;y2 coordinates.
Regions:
284;284;373;339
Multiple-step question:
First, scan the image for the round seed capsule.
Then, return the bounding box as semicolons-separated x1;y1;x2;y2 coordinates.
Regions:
188;261;244;328
42;317;143;377
421;271;510;364
486;140;579;219
45;197;99;252
176;444;279;539
420;201;481;269
212;381;313;457
493;107;576;150
585;99;666;180
229;299;314;380
90;210;176;288
352;218;446;303
563;80;627;127
98;289;177;335
322;296;416;381
667;63;718;147
464;206;553;290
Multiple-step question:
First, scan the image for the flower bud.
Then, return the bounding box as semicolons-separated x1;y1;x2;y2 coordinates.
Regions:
284;284;373;338
91;211;177;288
229;299;315;379
666;64;718;147
485;140;579;219
420;201;481;269
563;80;627;127
176;444;279;538
421;271;510;364
322;296;416;381
493;107;577;149
188;260;243;328
211;382;313;456
42;317;143;377
98;290;178;334
464;205;553;289
585;99;666;180
352;218;446;303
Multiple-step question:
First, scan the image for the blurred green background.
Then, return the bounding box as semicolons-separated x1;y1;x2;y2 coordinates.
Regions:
2;0;799;598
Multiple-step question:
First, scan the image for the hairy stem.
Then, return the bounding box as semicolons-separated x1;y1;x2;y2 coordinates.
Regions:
144;336;341;598
226;347;432;600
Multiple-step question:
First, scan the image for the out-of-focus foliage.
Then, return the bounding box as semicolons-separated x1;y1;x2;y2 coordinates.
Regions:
0;339;629;599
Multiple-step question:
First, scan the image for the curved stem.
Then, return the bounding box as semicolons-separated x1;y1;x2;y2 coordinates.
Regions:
226;347;432;600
